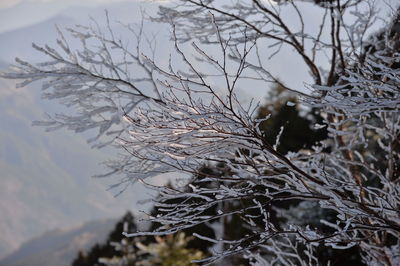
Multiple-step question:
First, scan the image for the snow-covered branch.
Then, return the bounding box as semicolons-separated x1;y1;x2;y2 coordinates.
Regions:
2;1;400;265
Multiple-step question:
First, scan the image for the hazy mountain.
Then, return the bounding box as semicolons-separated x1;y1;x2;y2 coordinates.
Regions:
0;218;116;266
0;3;216;259
0;0;242;260
0;0;164;63
0;7;162;258
0;60;8;70
0;75;148;258
60;1;161;25
0;0;162;34
0;16;76;63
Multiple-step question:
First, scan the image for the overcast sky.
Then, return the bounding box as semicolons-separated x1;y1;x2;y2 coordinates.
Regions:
0;0;149;33
0;0;132;9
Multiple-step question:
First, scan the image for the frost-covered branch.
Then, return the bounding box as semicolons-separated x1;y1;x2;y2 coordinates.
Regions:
2;1;400;265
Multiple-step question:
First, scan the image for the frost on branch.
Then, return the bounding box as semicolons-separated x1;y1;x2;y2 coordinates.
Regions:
3;17;162;150
2;1;400;265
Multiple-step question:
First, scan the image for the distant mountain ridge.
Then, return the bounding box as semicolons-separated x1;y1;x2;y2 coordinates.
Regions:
0;218;116;266
0;16;76;63
0;0;164;63
0;60;8;70
0;6;156;258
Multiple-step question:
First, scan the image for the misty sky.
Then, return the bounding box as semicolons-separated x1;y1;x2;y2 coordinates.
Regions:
0;0;151;33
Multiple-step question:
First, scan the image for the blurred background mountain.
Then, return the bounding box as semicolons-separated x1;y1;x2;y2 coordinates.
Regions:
0;1;163;261
0;219;116;266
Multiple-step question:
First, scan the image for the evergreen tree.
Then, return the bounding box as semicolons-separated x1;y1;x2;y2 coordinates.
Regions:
72;212;140;266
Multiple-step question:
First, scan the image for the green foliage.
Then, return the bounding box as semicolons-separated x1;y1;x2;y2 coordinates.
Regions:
136;233;204;266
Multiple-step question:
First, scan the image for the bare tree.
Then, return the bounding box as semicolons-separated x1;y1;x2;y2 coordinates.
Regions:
2;0;400;264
